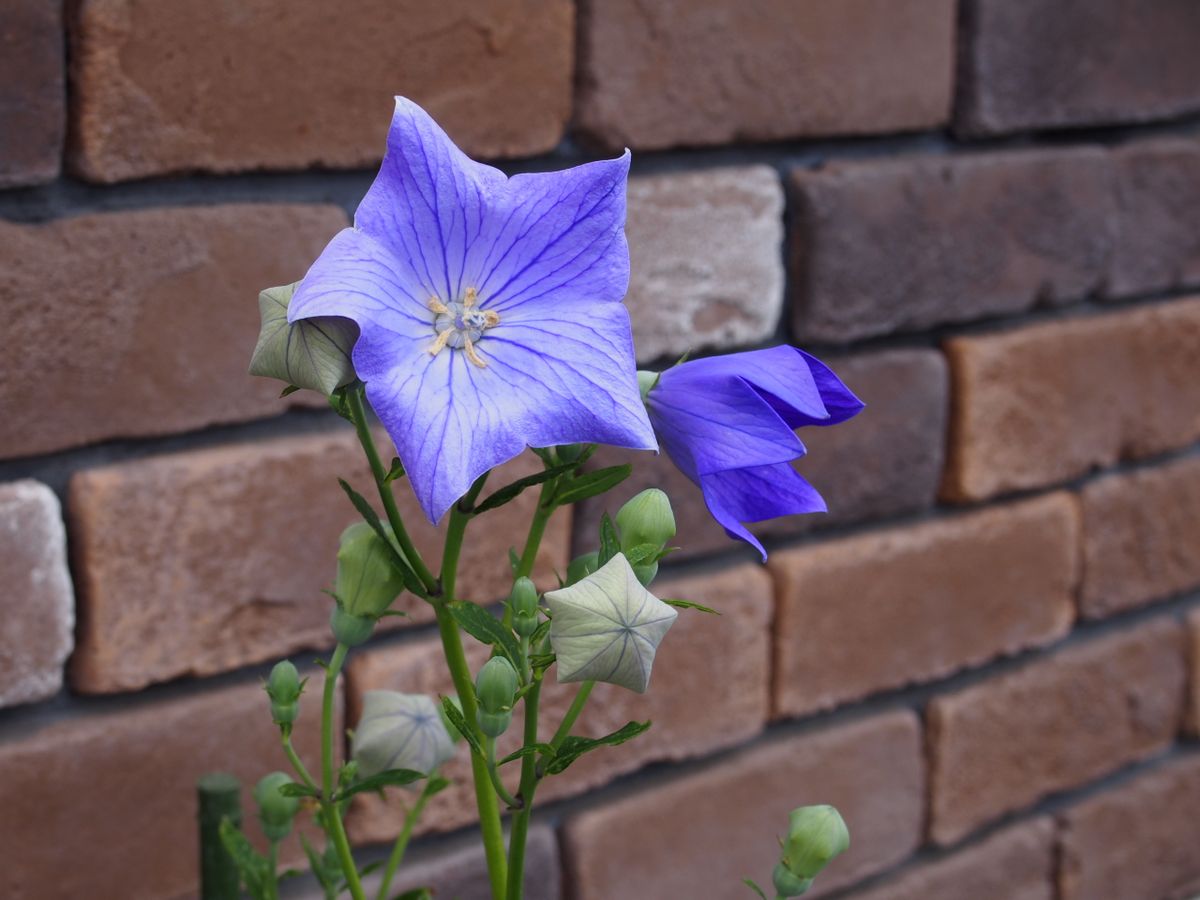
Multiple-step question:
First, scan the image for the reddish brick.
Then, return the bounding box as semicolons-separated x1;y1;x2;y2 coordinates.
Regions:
576;0;954;151
562;712;924;899
1080;457;1200;619
68;0;572;182
0;481;73;708
1060;756;1200;900
68;431;569;693
928;619;1186;845
958;0;1200;136
844;818;1055;900
773;494;1078;717
627;167;783;363
346;564;772;842
790;148;1115;342
1187;610;1200;737
573;349;948;559
0;0;63;186
0;204;345;461
0;676;333;900
1110;138;1200;298
943;299;1200;502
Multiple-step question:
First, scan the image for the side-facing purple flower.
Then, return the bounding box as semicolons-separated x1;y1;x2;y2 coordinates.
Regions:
289;98;656;523
642;346;863;559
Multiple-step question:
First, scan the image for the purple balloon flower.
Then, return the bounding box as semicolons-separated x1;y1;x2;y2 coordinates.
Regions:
289;97;656;523
642;346;863;559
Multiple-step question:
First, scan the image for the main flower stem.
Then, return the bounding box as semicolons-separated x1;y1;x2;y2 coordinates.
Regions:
320;642;365;900
375;779;435;900
547;681;594;754
505;677;542;900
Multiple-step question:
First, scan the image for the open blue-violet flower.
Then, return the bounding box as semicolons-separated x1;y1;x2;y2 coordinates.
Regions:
641;346;863;559
289;97;656;523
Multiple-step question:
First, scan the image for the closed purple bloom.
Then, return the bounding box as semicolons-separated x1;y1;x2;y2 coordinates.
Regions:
643;346;863;559
289;98;656;523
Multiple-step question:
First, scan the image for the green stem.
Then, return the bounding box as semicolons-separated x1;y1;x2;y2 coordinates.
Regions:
281;732;318;793
267;842;280;900
320;643;366;900
485;736;521;809
505;677;542;900
547;681;594;753
375;780;436;900
516;487;555;581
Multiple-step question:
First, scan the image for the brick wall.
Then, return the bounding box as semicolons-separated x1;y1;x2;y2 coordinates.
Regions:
2;1;1200;898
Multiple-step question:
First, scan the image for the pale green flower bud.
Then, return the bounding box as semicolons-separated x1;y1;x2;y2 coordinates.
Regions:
510;577;540;638
253;772;300;842
566;551;599;586
330;606;375;647
248;282;358;396
543;553;678;694
352;691;456;780
264;660;303;727
616;488;676;550
772;863;813;897
335;522;405;619
778;805;850;890
475;657;519;738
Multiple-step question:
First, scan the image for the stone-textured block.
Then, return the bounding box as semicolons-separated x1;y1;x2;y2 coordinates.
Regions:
562;712;924;899
958;0;1200;136
772;494;1078;717
346;564;772;842
576;0;955;151
627;166;783;363
0;204;346;461
943;298;1200;501
68;432;569;693
0;480;74;707
573;349;948;559
1080;457;1200;619
790;148;1115;342
928;619;1186;845
0;0;64;186
68;0;573;181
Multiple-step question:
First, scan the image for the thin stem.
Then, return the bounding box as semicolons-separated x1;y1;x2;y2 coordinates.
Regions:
485;736;521;809
516;486;555;581
281;731;318;793
320;643;366;900
375;779;436;900
506;678;542;900
267;841;280;900
547;681;595;754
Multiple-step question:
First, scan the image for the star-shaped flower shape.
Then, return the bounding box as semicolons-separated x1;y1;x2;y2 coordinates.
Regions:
352;691;457;780
543;553;678;694
289;98;656;523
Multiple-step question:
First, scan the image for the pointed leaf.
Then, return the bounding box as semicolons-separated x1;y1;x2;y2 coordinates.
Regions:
508;547;521;577
598;513;621;567
448;601;523;670
662;598;721;615
384;457;406;484
555;464;633;506
336;768;426;800
622;542;662;567
337;478;424;596
498;743;557;766
743;877;769;899
473;461;577;514
277;782;321;798
441;695;483;758
218;818;272;899
544;720;651;775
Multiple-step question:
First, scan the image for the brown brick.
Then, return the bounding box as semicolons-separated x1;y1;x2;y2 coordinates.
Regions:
573;349;948;559
958;0;1200;136
627;167;783;363
1080;457;1200;619
943;299;1200;502
68;0;572;182
0;0;63;186
0;204;345;460
773;494;1078;718
844;818;1055;900
67;431;569;693
790;148;1115;343
928;619;1186;845
563;712;924;899
1188;610;1200;736
346;564;772;842
0;481;73;707
0;676;333;900
1110;138;1200;298
576;0;954;151
1060;755;1200;900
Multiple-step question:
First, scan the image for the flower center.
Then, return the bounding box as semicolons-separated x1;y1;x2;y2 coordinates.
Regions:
427;287;500;368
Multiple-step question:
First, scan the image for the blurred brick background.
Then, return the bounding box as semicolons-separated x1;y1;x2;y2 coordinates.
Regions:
2;1;1200;898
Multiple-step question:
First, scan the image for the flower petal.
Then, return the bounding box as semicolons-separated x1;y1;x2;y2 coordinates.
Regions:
698;463;827;560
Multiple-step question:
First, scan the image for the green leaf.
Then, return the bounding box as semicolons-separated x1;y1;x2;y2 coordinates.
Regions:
279;384;301;398
498;743;557;766
277;781;321;798
337;478;424;596
529;652;556;672
622;542;662;567
448;601;524;670
662;598;721;615
473;461;577;514
441;695;483;758
384;457;406;484
393;889;435;900
544;720;651;775
508;547;522;577
598;513;621;567
425;774;452;797
218;817;272;899
742;877;769;899
555;464;633;506
335;768;426;800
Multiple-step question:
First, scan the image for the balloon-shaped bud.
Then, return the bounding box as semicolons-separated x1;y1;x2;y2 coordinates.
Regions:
616;488;676;550
543;554;677;694
352;692;456;781
265;660;303;727
475;657;519;737
253;772;300;842
330;522;406;645
637;370;659;400
777;805;850;894
248;282;358;396
772;863;813;898
509;577;540;638
566;551;600;586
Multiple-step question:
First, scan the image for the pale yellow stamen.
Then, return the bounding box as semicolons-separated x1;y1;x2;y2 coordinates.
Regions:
464;337;487;368
428;298;451;316
482;310;500;328
428;328;452;356
463;287;479;307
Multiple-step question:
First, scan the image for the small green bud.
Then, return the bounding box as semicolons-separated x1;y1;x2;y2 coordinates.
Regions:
335;522;406;620
631;561;658;587
475;657;519;737
556;443;585;463
616;488;676;550
636;369;659;400
265;660;303;726
772;863;813;897
330;606;376;647
780;805;850;883
566;551;600;586
510;577;540;638
253;772;300;842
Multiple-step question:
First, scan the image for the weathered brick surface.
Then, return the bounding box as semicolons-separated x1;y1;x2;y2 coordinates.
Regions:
928;619;1186;845
958;0;1200;136
573;349;948;559
68;433;568;693
68;0;573;182
562;712;924;899
1110;138;1200;298
773;494;1078;717
1060;755;1200;900
627;167;783;363
1188;610;1200;736
576;0;953;151
0;0;64;186
0;676;333;900
346;564;771;842
1080;457;1200;619
790;148;1115;342
0;204;345;461
0;481;74;708
844;818;1055;900
943;299;1200;501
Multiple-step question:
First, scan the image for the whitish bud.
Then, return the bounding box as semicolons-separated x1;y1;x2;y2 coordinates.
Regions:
616;488;676;550
253;772;300;842
248;282;358;396
265;660;303;726
475;657;519;737
510;577;540;638
778;805;850;890
352;692;456;780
